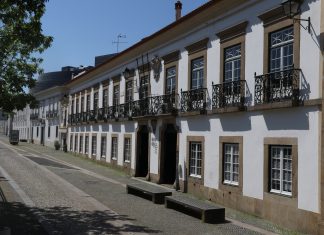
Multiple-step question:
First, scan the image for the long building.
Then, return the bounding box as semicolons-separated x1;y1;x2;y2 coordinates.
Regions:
13;0;324;233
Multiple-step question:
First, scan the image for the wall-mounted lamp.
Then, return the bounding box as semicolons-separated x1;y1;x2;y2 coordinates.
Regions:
281;0;311;33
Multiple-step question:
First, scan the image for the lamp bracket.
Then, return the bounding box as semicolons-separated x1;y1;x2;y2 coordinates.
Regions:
293;16;311;34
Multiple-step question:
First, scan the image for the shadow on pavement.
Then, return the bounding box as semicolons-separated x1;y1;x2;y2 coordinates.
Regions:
0;202;160;234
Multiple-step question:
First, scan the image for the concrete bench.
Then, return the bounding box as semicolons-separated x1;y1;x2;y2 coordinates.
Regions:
126;182;172;204
165;195;225;223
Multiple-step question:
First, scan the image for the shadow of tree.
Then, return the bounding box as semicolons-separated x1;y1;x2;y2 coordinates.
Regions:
0;202;161;234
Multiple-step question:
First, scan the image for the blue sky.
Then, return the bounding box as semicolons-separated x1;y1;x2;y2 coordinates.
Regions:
41;0;210;72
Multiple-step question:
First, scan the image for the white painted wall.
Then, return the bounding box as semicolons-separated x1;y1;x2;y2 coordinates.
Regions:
177;106;320;213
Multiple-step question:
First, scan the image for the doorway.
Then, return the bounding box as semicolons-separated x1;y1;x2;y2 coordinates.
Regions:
160;124;177;184
136;125;149;177
41;126;45;145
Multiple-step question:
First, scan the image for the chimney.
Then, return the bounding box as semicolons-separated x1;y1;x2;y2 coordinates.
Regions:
175;1;182;21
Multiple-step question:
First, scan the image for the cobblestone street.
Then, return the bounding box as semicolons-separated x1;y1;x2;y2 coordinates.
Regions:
0;135;304;234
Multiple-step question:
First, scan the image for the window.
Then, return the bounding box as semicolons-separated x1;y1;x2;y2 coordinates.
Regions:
91;136;97;156
223;143;239;185
37;127;39;137
269;27;294;73
70;135;73;151
224;45;241;82
71;100;74;114
113;85;120;106
125;81;133;103
111;137;118;160
81;96;84;113
48;126;50;138
191;57;204;90
79;136;83;153
86;95;90;111
139;75;149;99
101;136;107;158
74;135;78;152
55;126;58;138
103;89;108;107
85;136;89;154
76;98;79;113
124;137;131;163
166;66;176;94
93;92;99;110
189;141;202;177
270;145;292;196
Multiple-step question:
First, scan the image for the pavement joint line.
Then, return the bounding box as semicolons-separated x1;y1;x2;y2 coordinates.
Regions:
20;145;127;187
2;140;279;235
0;140;148;235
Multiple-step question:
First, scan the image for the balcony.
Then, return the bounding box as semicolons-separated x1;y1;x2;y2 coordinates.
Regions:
132;93;178;118
255;68;300;105
212;80;246;109
30;113;39;120
46;110;58;119
180;88;207;113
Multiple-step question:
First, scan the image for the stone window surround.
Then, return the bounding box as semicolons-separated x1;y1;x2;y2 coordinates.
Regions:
216;21;248;83
219;136;243;194
186;136;205;185
263;137;298;202
258;6;300;74
185;38;209;90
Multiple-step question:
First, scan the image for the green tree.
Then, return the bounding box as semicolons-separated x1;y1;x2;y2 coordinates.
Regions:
0;0;53;113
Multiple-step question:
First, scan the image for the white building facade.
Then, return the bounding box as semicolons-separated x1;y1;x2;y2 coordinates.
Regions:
64;0;323;233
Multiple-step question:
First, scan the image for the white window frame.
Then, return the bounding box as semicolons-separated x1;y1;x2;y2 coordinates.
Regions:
101;136;107;158
223;143;239;186
85;136;89;154
189;141;202;178
191;57;204;90
111;137;118;160
270;145;292;196
269;27;294;73
91;135;97;156
79;136;83;153
166;66;176;95
224;44;241;82
124;137;131;163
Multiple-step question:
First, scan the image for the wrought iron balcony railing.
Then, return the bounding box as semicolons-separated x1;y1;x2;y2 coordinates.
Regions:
212;80;246;109
180;88;207;113
132;93;178;117
30;113;39;120
255;68;300;105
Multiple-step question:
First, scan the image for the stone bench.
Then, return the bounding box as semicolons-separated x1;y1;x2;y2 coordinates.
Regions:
165;195;225;223
126;182;172;204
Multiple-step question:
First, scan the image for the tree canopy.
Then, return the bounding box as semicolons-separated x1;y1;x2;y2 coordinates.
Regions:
0;0;53;113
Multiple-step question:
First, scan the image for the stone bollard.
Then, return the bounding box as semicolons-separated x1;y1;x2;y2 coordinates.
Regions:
0;227;11;235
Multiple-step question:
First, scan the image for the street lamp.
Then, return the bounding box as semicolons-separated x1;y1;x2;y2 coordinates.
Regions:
281;0;311;33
